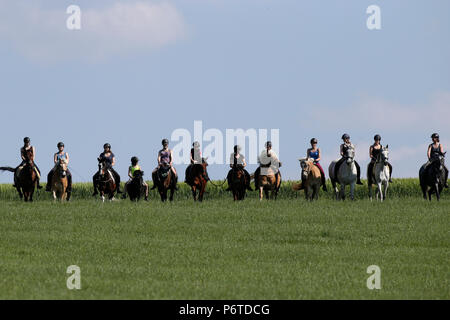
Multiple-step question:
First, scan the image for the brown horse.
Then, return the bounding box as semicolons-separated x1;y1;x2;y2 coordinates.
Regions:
229;165;247;201
185;158;209;201
293;158;321;201
96;160;117;202
152;165;177;202
0;149;38;202
51;159;68;201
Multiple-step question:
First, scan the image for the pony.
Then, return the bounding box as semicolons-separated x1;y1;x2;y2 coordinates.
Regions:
0;148;38;202
127;170;146;201
256;165;281;201
368;145;390;201
185;158;209;201
51;158;68;201
419;152;447;201
96;159;117;202
329;146;357;200
293;158;321;201
229;164;247;201
152;165;177;202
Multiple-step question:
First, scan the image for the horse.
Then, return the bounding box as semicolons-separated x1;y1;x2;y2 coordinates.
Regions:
0;149;38;202
152;165;177;202
329;146;357;200
51;159;68;201
229;164;247;201
257;165;281;201
127;170;146;201
419;152;447;201
185;158;208;201
293;158;321;201
368;145;390;201
96;159;117;202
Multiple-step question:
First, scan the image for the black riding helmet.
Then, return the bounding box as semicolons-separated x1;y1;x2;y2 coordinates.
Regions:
131;156;139;164
193;141;200;148
310;138;318;145
342;134;350;140
23;137;30;143
57;142;64;148
374;134;381;141
431;133;439;139
162;139;169;146
265;141;272;148
104;143;111;149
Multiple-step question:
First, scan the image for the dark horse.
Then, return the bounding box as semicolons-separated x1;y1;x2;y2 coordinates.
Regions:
185;158;209;201
0;149;38;202
229;164;247;201
419;152;447;201
152;165;177;202
95;159;117;202
127;170;146;201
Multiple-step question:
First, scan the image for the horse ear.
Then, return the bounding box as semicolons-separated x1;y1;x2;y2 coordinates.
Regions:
386;144;389;149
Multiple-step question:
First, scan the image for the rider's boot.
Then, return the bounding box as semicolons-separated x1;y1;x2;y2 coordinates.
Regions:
66;191;71;201
37;179;43;189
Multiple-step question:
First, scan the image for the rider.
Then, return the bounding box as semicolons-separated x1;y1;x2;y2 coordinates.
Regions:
123;156;149;200
225;145;253;191
45;142;73;199
426;133;448;188
152;139;178;189
306;138;327;191
254;141;281;189
14;137;43;189
333;134;363;185
92;143;122;195
185;141;209;183
367;134;393;185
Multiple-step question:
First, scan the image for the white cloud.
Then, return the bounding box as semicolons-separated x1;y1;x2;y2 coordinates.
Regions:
0;1;187;62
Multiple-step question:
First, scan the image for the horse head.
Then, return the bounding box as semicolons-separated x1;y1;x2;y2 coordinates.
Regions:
299;158;313;178
380;145;389;165
57;159;68;178
97;158;109;177
344;147;355;164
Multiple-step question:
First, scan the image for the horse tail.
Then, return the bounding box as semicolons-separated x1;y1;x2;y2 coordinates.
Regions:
0;166;16;172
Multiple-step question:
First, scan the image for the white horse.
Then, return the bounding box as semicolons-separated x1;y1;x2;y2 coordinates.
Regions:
369;146;390;201
328;147;357;200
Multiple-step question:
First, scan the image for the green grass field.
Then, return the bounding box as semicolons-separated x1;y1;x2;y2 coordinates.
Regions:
0;179;448;299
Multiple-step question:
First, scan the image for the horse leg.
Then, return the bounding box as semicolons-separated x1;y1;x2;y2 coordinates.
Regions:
191;186;197;201
339;184;345;201
52;190;57;201
199;181;206;202
435;183;440;201
259;186;263;201
350;182;355;201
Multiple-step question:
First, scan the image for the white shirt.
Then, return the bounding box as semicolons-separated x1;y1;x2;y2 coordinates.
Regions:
258;149;280;175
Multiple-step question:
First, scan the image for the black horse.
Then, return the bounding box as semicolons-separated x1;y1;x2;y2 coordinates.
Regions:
127;170;146;201
152;165;177;202
228;164;247;201
419;152;447;201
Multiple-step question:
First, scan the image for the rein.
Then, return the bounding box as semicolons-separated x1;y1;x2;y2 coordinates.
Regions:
208;179;227;188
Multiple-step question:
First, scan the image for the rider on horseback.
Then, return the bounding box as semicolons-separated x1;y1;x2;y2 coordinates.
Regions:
367;134;393;185
426;133;448;188
45;142;73;199
152;139;178;189
306;138;327;191
14;137;43;189
92;143;122;195
123;156;149;200
254;141;281;189
185;141;209;183
333;134;363;185
225;145;253;191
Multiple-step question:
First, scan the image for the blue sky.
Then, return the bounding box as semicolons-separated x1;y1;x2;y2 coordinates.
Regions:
0;0;449;182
